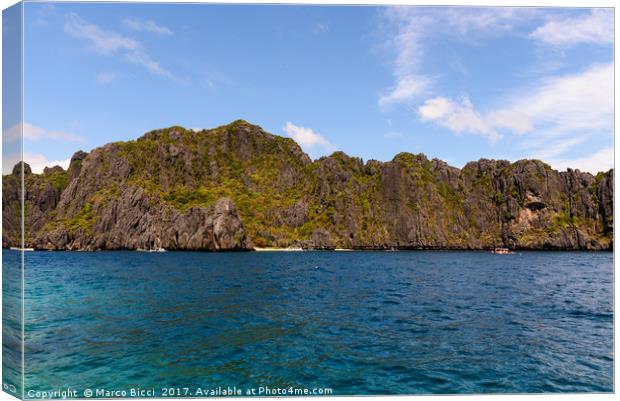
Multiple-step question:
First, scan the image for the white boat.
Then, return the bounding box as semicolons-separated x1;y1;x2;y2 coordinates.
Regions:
9;247;34;251
254;247;304;252
137;248;167;253
492;247;514;254
284;247;304;252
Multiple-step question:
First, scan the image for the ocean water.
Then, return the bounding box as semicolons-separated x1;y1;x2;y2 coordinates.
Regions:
5;250;614;395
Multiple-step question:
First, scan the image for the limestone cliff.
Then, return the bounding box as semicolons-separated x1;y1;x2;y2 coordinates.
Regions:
2;120;613;251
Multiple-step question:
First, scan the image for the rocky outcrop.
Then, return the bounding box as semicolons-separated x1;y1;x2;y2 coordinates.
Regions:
32;192;249;251
68;150;88;181
2;120;613;251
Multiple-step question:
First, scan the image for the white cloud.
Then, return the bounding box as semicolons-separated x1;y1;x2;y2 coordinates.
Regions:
485;110;532;135
2;153;22;175
546;147;613;174
64;13;182;81
35;4;56;27
65;13;138;54
4;122;83;143
378;7;428;103
123;18;173;35
441;7;523;35
4;124;22;142
375;8;612;171
125;51;178;80
95;71;116;85
530;9;613;46
283;122;334;156
418;97;452;121
27;154;72;174
502;63;613;135
377;7;529;105
379;74;431;106
419;96;500;141
417;63;613;166
527;136;589;161
2;152;19;175
2;152;71;175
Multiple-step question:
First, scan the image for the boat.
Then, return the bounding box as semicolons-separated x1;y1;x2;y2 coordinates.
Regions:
9;247;34;251
492;247;514;254
285;247;304;252
137;238;167;252
137;248;167;253
254;246;304;252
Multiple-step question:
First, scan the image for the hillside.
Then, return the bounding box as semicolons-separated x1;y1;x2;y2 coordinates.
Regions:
2;120;614;251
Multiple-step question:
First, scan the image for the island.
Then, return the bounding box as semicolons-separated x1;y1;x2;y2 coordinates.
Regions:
2;120;613;251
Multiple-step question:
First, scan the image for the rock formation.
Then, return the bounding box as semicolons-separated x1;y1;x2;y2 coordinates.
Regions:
2;120;613;251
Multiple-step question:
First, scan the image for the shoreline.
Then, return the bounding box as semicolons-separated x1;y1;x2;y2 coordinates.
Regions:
3;247;613;253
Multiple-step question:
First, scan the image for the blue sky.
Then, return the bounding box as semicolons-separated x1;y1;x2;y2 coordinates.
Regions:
4;3;614;174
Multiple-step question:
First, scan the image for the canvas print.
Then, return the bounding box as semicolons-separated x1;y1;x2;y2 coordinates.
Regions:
1;1;614;398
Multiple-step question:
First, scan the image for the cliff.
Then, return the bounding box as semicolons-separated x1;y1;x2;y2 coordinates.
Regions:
2;120;613;251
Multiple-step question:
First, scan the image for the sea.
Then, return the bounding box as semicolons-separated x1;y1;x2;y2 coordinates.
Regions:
2;250;614;396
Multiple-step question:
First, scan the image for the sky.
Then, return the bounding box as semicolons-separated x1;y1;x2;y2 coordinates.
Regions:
2;2;615;174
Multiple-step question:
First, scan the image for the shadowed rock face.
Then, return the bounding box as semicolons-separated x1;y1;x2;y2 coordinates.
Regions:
2;120;614;251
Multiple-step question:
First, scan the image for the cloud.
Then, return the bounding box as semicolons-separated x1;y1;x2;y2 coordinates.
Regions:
65;13;139;54
125;51;179;80
379;74;431;106
123;18;173;35
440;7;523;34
375;7;612;170
497;63;613;136
417;63;613;165
2;152;71;175
64;13;181;81
527;136;589;161
377;8;428;104
546;147;613;174
419;63;612;138
419;96;500;141
4;122;83;143
377;7;529;105
283;122;334;156
96;71;116;85
530;9;613;46
34;4;56;27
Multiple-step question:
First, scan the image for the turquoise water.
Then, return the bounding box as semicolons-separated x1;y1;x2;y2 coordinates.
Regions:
6;250;615;395
2;249;22;398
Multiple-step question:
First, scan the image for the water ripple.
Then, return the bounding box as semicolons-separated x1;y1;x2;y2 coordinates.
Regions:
2;250;612;395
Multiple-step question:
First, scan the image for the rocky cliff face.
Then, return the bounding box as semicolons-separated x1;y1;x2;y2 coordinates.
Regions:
2;120;613;251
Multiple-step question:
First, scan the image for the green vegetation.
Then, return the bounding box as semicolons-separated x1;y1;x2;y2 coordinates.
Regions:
44;169;69;190
113;122;315;244
65;203;94;235
163;186;218;210
3;120;613;250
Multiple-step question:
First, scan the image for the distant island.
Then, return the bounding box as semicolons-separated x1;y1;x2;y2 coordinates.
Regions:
2;120;613;251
